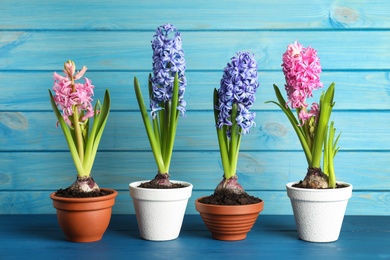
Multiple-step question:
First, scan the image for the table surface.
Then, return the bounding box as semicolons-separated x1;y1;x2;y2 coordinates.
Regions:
1;215;389;259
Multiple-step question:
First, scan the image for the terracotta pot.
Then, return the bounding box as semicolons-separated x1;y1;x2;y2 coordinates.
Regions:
195;197;264;241
286;182;352;242
50;188;118;242
129;180;193;241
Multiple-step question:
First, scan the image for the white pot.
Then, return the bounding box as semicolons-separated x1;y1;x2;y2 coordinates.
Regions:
129;180;193;241
286;181;352;242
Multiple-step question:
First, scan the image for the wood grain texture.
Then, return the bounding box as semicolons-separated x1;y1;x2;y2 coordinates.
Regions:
1;215;389;259
1;0;390;30
1;152;388;190
1;31;390;70
0;0;389;215
1;71;390;110
1;190;389;215
0;111;388;151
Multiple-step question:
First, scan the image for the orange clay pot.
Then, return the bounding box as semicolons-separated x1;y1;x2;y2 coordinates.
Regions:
195;197;264;241
50;188;117;242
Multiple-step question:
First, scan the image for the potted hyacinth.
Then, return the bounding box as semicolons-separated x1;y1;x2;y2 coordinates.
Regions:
267;41;352;242
49;60;117;242
195;52;264;241
129;23;192;241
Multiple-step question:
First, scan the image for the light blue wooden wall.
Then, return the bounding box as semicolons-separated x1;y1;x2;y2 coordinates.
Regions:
1;0;389;215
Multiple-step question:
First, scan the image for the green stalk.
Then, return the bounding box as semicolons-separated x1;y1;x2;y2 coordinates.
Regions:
227;103;239;179
162;101;171;169
134;77;166;173
266;84;312;165
158;103;166;166
83;89;111;176
49;90;84;176
327;121;341;188
213;89;231;176
164;73;180;174
148;76;161;148
71;103;85;171
327;123;336;188
323;125;329;176
230;131;242;179
311;83;335;168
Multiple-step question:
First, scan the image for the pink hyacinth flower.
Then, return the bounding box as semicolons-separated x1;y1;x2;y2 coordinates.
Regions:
52;62;95;127
282;41;323;110
298;102;319;126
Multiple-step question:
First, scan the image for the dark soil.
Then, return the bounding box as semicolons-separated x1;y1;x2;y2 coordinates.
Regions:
54;188;114;198
138;181;186;189
198;189;262;205
292;181;349;189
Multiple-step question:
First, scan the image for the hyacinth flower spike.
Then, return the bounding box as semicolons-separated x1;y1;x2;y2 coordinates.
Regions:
214;52;259;194
49;60;111;193
134;23;187;187
267;41;341;188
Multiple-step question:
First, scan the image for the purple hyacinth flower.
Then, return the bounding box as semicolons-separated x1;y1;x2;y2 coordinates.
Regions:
150;23;187;118
216;52;259;136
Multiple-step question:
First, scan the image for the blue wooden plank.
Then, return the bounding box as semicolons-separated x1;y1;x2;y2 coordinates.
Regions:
0;111;388;151
1;31;390;70
0;151;388;191
1;0;389;217
1;0;390;30
1;71;390;111
0;215;389;259
1;190;389;215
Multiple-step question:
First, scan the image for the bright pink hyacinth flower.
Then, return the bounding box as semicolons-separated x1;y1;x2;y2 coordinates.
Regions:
282;41;323;125
52;61;95;126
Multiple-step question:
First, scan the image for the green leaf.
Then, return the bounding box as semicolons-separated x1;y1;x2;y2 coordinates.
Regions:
148;75;161;147
48;90;84;176
83;89;111;175
227;103;239;179
311;83;335;168
327;121;337;188
266;84;312;165
164;73;180;173
134;76;166;173
214;88;231;176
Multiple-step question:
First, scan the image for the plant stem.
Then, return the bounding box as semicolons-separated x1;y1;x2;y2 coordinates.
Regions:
227;103;239;179
134;77;166;173
72;102;85;173
266;85;312;165
49;90;84;176
214;89;231;176
311;83;335;168
83;90;111;176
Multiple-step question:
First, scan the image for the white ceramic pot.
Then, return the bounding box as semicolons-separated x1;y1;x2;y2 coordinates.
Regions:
286;181;352;243
129;180;193;241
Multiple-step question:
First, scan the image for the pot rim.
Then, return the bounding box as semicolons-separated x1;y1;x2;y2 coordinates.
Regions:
286;181;352;191
50;188;118;203
129;180;193;201
286;181;353;202
195;196;264;208
129;180;193;189
195;196;264;215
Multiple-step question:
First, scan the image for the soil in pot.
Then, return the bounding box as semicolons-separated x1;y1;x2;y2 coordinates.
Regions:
198;189;262;205
138;182;186;189
292;181;349;189
137;173;187;189
55;188;114;198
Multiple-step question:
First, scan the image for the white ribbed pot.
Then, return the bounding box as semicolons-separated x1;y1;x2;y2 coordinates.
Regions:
286;181;352;243
129;180;193;241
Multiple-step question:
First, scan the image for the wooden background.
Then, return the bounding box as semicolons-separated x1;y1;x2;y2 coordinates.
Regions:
1;0;389;215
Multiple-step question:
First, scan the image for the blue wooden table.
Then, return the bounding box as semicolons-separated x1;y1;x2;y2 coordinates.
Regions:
1;214;389;259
